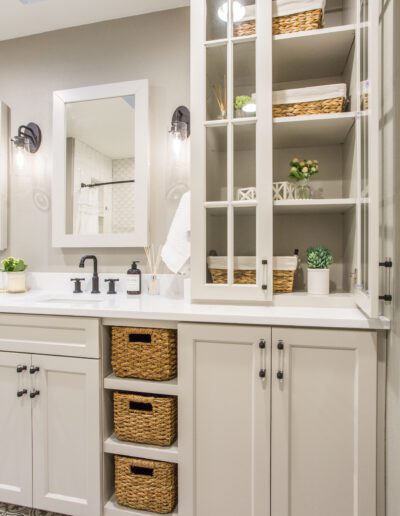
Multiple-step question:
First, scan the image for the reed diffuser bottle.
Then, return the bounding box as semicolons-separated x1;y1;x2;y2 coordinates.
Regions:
145;245;162;296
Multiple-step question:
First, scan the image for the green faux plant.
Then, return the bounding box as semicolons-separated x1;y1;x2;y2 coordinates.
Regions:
1;257;28;272
234;95;252;110
289;158;319;182
307;247;333;269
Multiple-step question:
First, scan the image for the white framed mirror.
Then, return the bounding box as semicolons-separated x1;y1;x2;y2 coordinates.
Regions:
52;80;149;248
0;102;9;251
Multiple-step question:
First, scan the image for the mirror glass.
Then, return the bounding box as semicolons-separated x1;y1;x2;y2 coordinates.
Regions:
65;95;135;235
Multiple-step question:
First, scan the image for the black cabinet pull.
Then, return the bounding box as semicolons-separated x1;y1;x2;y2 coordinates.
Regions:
259;369;266;379
277;371;284;381
259;339;266;349
30;389;40;398
16;365;27;373
30;366;40;374
17;389;28;398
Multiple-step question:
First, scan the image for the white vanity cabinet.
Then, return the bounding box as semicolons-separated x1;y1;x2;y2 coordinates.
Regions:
0;315;101;516
271;327;377;516
179;323;271;516
179;323;379;516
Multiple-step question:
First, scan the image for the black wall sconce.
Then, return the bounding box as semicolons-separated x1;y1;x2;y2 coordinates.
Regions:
170;106;190;139
12;122;42;153
11;123;42;169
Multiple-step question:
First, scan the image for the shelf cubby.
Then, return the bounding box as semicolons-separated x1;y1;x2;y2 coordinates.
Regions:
104;373;179;396
104;434;179;463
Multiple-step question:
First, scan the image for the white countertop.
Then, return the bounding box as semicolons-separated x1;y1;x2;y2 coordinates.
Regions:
0;289;389;330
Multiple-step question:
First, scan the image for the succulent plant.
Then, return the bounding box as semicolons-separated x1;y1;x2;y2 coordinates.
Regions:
234;95;252;110
307;246;333;269
289;158;319;182
1;257;28;272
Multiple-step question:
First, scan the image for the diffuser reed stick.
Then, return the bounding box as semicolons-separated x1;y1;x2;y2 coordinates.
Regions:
212;75;227;119
144;245;162;295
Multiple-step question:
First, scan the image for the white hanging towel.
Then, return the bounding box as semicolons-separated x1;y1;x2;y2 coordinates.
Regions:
75;186;99;235
272;0;326;18
161;191;191;274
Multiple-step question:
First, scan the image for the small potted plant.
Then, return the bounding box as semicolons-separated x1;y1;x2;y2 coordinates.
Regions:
234;95;253;118
289;158;319;199
1;257;28;293
306;246;333;295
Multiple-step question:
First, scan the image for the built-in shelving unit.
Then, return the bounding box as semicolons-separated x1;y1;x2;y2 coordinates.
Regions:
104;434;179;463
104;495;178;516
273;25;356;82
104;373;178;396
102;322;180;516
273;198;356;214
273;112;356;148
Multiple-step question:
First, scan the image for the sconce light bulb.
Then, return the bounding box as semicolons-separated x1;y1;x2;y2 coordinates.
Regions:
15;147;25;169
218;1;245;23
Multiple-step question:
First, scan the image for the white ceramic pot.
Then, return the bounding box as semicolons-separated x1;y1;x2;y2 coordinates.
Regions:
307;268;330;295
7;272;26;293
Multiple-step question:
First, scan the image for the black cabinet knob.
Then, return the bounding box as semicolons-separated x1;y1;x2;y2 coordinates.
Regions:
277;371;284;380
30;389;40;399
17;389;28;398
16;365;27;373
29;366;40;375
105;278;119;294
259;369;266;379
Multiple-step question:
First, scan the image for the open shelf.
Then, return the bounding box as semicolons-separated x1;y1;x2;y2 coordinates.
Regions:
273;198;356;214
273;112;356;148
105;495;178;516
104;434;179;463
273;25;356;83
104;374;178;396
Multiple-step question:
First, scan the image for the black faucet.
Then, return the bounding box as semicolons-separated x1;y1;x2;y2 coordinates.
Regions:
79;255;100;294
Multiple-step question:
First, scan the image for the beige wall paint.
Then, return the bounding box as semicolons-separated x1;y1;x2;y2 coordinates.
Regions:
0;7;189;272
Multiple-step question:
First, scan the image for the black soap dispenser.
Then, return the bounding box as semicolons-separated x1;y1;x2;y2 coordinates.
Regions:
127;261;141;295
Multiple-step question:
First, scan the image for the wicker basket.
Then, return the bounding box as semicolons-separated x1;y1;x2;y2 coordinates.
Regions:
207;256;298;293
115;456;177;514
234;19;256;37
112;327;177;381
273;8;323;35
114;392;177;446
273;96;346;118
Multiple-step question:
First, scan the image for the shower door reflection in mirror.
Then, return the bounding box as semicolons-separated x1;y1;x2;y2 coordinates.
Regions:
53;80;149;248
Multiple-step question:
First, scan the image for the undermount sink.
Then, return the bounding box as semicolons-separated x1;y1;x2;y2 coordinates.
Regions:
36;296;106;304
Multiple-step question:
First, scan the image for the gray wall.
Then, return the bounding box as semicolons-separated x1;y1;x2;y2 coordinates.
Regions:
0;7;189;272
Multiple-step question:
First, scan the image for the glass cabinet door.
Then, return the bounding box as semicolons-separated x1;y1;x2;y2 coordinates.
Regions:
355;0;381;316
191;0;273;302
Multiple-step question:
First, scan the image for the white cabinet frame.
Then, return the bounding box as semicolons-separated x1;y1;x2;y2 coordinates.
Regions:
52;80;149;248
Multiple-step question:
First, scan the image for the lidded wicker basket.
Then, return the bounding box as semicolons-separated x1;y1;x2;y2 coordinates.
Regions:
114;392;177;447
273;83;347;118
111;327;177;381
115;455;177;514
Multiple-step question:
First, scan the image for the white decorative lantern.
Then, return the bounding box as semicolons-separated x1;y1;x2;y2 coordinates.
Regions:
273;181;295;201
237;187;256;201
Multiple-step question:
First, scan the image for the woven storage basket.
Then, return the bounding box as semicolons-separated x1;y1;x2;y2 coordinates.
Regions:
114;392;177;446
273;8;323;35
207;256;298;293
115;456;177;514
112;327;177;381
273;96;346;118
234;19;256;37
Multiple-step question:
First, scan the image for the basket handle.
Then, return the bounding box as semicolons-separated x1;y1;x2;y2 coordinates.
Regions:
128;333;152;344
131;465;154;476
129;401;153;412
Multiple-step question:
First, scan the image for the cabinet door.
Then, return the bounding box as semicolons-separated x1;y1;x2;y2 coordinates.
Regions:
0;352;32;507
271;328;377;516
31;355;101;516
179;323;271;516
354;0;381;316
191;0;273;303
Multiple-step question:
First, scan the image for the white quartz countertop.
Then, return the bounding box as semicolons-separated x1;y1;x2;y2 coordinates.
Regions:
0;290;389;330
